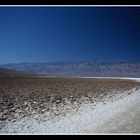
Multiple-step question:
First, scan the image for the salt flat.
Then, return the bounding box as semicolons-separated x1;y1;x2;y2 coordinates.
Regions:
0;77;140;134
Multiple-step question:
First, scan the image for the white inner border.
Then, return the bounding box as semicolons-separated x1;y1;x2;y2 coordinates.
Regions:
0;5;140;135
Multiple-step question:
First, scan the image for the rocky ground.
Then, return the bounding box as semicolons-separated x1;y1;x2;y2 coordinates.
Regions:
0;77;140;133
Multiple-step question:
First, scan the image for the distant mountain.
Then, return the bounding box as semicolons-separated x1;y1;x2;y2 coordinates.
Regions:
0;68;33;77
0;61;140;77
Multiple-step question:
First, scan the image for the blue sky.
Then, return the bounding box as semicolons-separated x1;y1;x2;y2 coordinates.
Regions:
0;7;140;64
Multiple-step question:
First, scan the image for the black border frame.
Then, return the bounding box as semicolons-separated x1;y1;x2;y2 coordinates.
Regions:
0;0;140;5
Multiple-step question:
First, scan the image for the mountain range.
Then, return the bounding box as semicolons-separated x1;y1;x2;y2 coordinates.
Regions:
0;61;140;78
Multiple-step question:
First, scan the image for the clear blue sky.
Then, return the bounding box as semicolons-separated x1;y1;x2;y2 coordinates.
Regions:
0;7;140;64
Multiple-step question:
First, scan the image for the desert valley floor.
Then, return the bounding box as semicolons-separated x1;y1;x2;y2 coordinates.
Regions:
0;77;140;134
